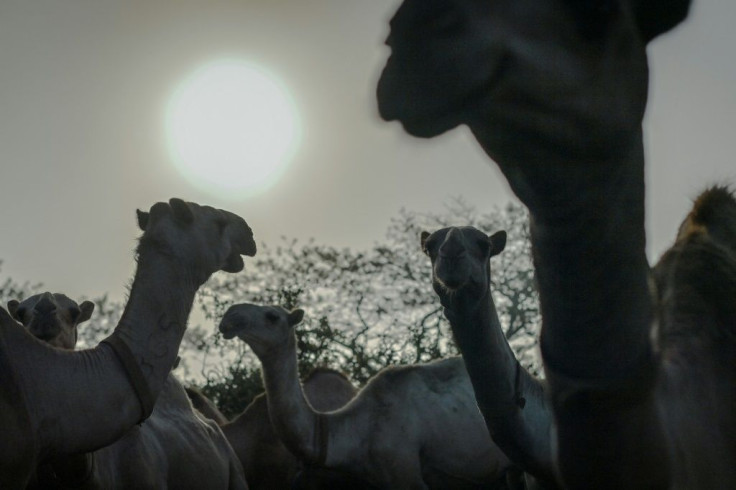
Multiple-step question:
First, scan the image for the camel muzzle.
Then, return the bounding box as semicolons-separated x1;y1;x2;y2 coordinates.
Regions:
30;322;60;341
218;319;244;340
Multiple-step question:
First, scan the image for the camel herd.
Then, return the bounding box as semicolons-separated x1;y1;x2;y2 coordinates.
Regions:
2;0;734;488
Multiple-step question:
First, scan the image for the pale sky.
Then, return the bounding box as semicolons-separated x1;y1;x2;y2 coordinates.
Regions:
0;0;733;306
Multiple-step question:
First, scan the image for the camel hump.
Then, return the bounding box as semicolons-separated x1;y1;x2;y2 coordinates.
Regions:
679;186;736;251
303;367;358;412
303;366;350;384
185;386;229;425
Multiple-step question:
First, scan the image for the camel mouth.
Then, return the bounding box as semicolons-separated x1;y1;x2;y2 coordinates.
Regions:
222;253;245;273
377;62;463;138
218;321;243;340
435;264;470;291
377;48;509;138
29;321;61;340
438;277;465;292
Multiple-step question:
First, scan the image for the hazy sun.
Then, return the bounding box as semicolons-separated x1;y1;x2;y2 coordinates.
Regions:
165;59;301;198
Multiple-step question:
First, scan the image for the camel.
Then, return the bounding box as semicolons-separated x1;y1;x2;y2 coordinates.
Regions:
220;367;361;489
29;374;247;489
421;226;557;489
12;294;247;489
219;303;515;489
186;386;230;425
0;198;256;489
376;0;736;488
8;292;94;350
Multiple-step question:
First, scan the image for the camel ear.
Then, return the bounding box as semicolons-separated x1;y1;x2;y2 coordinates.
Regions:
287;308;305;327
136;209;149;231
78;301;95;324
170;198;194;224
631;0;691;43
489;230;507;257
420;231;431;253
6;300;20;320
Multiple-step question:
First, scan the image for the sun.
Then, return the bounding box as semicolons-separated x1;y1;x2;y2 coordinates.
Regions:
165;59;301;198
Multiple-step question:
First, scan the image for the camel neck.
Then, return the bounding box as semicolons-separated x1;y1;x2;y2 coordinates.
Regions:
443;287;556;482
443;289;518;416
112;249;195;398
471;127;662;487
258;337;324;465
476;127;653;384
534;144;652;384
11;248;198;458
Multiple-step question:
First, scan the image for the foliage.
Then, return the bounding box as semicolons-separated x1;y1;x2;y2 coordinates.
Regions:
76;294;124;348
0;262;42;307
192;200;541;417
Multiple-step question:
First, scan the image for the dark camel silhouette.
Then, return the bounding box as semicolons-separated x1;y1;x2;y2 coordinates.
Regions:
376;0;735;488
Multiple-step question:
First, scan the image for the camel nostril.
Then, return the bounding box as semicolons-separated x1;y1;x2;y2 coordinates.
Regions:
33;303;57;317
438;230;468;259
438;249;467;260
219;320;242;340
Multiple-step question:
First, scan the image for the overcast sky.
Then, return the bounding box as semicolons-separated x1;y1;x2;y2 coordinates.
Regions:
0;0;733;307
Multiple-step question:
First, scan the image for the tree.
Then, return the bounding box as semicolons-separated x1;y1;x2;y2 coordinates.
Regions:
192;200;541;417
0;262;42;310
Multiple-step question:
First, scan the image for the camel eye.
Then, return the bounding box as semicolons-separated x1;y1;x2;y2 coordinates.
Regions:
265;311;279;323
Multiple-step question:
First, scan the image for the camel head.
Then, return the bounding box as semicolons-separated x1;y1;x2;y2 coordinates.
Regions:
136;198;257;285
422;226;506;300
218;303;305;360
7;292;94;350
377;0;690;161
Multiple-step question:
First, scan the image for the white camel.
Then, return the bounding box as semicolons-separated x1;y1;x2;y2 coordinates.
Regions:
219;303;514;489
